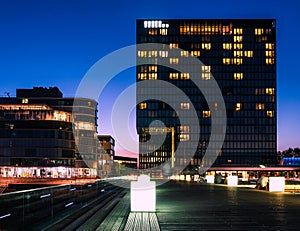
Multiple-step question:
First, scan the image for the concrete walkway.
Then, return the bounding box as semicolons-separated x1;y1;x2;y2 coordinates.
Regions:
96;181;300;230
156;181;300;230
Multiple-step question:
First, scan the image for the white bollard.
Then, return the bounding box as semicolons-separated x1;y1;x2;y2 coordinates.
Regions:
269;177;285;192
206;175;214;183
131;175;156;212
227;175;238;186
186;175;191;182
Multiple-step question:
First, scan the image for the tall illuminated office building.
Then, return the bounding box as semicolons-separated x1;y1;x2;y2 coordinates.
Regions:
136;20;277;173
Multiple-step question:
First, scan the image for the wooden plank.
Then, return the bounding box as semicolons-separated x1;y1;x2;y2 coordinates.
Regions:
142;212;150;231
133;212;142;230
149;213;160;231
124;212;160;231
96;193;130;231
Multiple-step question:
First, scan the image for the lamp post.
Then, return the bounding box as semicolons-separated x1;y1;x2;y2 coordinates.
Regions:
196;141;207;176
200;141;206;167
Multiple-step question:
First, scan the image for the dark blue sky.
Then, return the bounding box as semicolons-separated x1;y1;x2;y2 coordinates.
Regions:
0;0;299;155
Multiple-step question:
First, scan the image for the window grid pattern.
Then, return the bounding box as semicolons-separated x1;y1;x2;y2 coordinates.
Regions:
137;19;277;169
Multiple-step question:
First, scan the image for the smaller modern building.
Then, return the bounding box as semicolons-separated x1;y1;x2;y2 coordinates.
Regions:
114;156;138;176
97;135;115;178
0;87;99;178
98;135;115;156
114;156;137;169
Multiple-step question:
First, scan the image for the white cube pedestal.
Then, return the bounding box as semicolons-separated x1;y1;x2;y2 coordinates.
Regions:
269;177;285;192
131;175;156;212
206;175;214;184
227;176;238;186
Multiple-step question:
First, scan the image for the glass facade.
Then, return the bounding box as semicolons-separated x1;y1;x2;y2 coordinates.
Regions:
136;19;277;172
0;87;98;168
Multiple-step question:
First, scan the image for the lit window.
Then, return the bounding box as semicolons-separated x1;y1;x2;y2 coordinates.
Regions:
77;121;94;130
139;103;147;110
223;43;232;50
149;66;157;72
265;51;274;57
202;65;211;72
0;105;50;110
255;28;264;35
201;26;213;34
170;43;178;49
222;25;232;35
234;51;243;57
191;25;199;33
159;51;168;57
202;73;211;80
189;25;196;34
235;103;242;111
223;58;231;65
244;51;253;57
180;51;189;57
234;73;243;80
266;88;275;95
191;50;200;57
148;73;157;80
180;25;185;34
180;125;190;133
203;110;211;118
138;73;147;80
169;73;179;80
266;43;274;50
201;66;211;79
234;36;243;42
22;98;28;104
256;103;265;110
266;58;275;65
234;43;243;49
267;111;274;117
138;51;147;57
211;25;219;33
179;134;189;141
149;29;157;35
148;50;158;57
180;103;190;110
233;58;243;65
234;28;243;34
202;43;211;50
170;58;179;64
160;28;168;35
180;73;190;80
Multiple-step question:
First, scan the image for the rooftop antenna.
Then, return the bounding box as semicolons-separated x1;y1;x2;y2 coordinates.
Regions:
4;92;10;98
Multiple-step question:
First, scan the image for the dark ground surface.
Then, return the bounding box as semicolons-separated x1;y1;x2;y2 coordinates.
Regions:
155;181;300;231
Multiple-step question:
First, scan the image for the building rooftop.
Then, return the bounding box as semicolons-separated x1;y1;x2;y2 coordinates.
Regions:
16;87;63;98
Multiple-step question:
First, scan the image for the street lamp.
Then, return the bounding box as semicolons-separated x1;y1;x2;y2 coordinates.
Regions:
200;141;206;166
